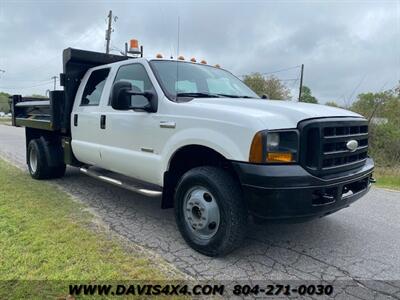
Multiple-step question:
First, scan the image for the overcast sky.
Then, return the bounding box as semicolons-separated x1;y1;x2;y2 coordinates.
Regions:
0;0;399;105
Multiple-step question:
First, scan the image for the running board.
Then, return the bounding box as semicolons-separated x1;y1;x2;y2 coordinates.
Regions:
79;166;162;197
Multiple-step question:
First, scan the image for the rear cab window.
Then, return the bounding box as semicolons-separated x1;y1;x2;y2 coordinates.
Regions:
81;68;110;106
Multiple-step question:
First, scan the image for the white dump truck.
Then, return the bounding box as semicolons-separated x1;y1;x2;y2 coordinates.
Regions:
11;44;374;256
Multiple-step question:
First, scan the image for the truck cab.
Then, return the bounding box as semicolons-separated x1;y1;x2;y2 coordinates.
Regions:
11;47;374;256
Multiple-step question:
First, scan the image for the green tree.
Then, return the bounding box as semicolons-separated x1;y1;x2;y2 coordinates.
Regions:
299;86;318;104
0;92;11;113
351;90;399;126
29;94;47;99
350;84;400;166
325;101;339;107
243;73;291;100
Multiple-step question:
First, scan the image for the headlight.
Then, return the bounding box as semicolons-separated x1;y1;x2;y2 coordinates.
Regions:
249;130;299;163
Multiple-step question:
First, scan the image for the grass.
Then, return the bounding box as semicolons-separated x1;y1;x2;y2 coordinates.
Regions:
0;117;11;125
0;159;182;299
374;167;400;191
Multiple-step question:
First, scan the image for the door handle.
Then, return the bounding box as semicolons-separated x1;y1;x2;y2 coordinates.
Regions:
100;115;106;129
73;114;78;126
159;121;176;129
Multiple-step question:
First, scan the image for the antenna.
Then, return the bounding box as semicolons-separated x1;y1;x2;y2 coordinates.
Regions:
175;16;180;98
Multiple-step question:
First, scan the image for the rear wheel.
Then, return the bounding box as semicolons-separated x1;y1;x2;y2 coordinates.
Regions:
174;166;248;256
27;139;66;179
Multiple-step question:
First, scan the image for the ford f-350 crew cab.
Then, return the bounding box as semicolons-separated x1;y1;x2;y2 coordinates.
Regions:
11;47;374;256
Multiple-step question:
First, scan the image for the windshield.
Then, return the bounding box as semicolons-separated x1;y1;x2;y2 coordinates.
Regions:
149;60;259;100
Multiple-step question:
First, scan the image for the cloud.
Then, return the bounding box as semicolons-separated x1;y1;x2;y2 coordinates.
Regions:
0;0;398;104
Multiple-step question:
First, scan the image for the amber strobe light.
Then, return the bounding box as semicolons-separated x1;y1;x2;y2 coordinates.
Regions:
249;132;263;163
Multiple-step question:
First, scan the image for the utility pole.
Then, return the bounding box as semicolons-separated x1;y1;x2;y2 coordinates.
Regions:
298;64;304;102
51;76;57;91
105;10;113;54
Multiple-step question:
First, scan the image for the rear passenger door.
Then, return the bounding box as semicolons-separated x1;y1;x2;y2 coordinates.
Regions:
71;68;110;166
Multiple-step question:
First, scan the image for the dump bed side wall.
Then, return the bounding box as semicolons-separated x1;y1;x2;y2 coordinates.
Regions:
12;91;64;131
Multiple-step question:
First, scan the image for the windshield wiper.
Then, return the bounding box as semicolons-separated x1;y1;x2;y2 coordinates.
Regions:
216;93;255;99
175;92;222;98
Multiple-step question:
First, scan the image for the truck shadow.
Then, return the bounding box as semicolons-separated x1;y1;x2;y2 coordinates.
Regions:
58;167;363;279
62;168;347;253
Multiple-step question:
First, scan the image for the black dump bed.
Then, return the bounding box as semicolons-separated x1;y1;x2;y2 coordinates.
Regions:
11;48;129;134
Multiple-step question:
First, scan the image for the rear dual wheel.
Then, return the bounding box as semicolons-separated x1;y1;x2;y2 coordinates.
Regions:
174;166;248;257
27;139;66;179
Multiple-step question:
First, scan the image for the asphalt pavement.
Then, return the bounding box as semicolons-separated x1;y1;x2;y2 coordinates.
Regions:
1;125;399;298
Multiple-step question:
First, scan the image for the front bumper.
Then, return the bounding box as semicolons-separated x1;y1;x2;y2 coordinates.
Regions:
232;158;374;222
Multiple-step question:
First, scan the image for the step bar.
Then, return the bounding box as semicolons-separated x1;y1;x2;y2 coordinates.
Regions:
80;166;162;197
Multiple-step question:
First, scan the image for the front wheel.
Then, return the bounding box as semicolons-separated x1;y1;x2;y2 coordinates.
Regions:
174;166;248;256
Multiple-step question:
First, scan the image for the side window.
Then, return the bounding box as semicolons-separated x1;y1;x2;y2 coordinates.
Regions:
113;64;154;107
81;68;110;106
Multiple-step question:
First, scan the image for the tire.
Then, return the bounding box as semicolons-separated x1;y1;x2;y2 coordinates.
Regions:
27;139;66;180
174;166;248;256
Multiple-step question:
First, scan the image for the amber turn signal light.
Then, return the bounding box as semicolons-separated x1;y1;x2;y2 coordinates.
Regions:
266;152;293;163
249;132;263;163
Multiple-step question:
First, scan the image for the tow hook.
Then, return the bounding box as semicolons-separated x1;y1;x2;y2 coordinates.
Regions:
370;177;376;184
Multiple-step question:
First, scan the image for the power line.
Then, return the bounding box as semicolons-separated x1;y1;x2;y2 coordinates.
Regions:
346;74;367;107
240;65;301;78
278;78;299;81
0;78;54;83
0;80;53;90
260;65;302;76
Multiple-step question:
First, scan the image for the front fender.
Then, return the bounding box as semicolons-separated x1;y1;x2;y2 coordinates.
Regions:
161;127;247;174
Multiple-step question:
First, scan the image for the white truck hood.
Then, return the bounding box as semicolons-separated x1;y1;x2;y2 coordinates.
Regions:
190;98;362;130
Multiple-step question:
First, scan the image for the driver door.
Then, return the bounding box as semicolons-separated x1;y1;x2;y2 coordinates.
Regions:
99;63;160;183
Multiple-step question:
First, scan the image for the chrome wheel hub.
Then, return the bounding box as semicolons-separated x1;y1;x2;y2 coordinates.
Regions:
29;147;38;173
183;186;220;240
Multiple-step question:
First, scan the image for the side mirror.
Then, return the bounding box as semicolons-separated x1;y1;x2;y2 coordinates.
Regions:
111;80;157;112
111;81;132;110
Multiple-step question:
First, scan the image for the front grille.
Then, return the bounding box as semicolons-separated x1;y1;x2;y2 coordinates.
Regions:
299;118;369;176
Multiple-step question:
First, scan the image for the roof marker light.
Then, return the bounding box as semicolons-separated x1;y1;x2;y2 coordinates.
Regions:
156;53;163;58
178;55;185;60
190;57;196;62
215;64;221;68
200;60;207;64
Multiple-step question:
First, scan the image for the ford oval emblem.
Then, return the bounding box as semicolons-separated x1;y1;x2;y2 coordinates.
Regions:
346;140;358;152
